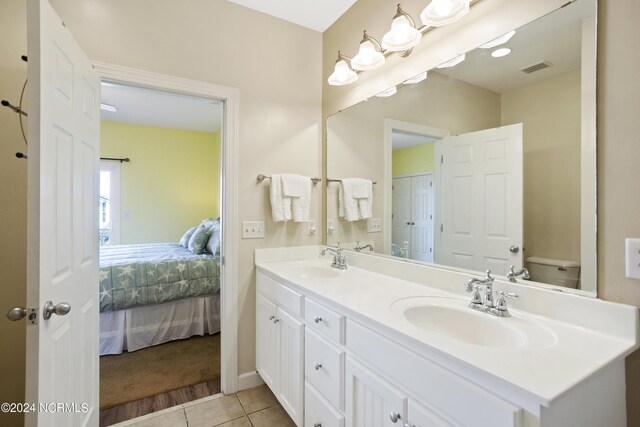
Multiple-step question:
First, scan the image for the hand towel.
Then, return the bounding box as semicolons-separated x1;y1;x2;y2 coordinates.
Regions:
290;176;312;222
356;179;373;219
281;174;307;197
270;174;291;222
340;178;361;221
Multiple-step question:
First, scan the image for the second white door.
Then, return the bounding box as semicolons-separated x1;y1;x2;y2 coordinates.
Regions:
392;174;434;263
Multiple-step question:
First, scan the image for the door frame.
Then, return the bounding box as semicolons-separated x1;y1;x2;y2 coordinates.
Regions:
383;119;448;256
93;62;240;393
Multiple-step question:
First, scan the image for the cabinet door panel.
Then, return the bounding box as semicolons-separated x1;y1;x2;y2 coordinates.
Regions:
278;307;304;426
305;382;345;427
345;357;407;427
256;293;278;390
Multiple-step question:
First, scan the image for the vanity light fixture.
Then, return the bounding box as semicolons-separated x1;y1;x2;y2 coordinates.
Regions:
436;53;466;68
328;51;358;86
375;86;397;97
403;71;428;84
351;30;386;71
381;4;422;54
479;30;516;48
420;0;470;27
100;103;117;112
491;48;511;58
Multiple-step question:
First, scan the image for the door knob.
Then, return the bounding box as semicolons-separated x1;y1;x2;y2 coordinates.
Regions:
389;411;402;423
7;307;27;321
406;222;411;225
509;245;520;254
43;301;71;320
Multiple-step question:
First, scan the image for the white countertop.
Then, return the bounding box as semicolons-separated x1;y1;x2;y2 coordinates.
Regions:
255;246;639;411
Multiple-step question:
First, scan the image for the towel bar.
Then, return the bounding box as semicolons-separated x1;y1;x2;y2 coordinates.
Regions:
257;174;321;184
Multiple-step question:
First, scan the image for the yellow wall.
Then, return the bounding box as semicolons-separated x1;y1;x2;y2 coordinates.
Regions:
101;121;220;244
392;144;435;177
501;70;581;263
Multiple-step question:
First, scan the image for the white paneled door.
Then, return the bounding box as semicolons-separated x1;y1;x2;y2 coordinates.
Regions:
438;124;523;273
25;0;101;425
392;174;434;262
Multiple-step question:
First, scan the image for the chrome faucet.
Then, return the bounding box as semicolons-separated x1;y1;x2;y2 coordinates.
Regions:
321;243;347;270
507;265;530;283
463;270;518;317
354;241;374;252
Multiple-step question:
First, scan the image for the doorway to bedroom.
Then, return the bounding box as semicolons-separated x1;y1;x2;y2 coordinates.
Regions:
97;81;225;425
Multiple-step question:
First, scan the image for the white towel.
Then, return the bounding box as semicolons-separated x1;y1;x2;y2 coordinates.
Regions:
269;174;291;222
340;178;361;222
290;176;312;223
356;179;373;219
281;174;307;197
350;178;370;199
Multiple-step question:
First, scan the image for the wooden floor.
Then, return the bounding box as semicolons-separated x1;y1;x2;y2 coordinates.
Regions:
99;379;221;426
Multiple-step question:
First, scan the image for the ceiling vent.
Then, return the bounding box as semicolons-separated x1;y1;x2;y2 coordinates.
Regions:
520;60;553;74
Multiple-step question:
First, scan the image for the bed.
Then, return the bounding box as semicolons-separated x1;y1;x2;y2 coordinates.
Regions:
99;243;221;355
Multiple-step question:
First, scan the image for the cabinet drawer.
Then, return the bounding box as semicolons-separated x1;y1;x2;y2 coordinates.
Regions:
305;329;344;410
305;382;344;427
346;319;522;427
257;272;303;317
305;298;344;344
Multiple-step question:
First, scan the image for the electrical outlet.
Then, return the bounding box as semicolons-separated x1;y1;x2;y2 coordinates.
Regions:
242;221;264;239
327;219;335;235
367;218;382;233
307;220;316;236
625;238;640;279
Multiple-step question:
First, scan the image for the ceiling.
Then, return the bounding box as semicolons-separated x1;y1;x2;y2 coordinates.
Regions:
226;0;357;32
100;83;223;133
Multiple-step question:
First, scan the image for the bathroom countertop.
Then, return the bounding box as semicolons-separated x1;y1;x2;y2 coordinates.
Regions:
255;248;639;410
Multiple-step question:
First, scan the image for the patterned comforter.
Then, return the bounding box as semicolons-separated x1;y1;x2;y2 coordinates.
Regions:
99;243;220;313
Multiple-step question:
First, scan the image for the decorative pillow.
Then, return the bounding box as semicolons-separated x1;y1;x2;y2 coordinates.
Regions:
179;226;198;247
206;219;221;255
188;226;212;255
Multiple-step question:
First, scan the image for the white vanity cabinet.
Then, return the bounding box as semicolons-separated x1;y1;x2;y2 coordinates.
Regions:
256;274;304;426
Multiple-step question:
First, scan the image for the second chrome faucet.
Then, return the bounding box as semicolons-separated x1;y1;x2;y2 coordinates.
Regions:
464;270;518;317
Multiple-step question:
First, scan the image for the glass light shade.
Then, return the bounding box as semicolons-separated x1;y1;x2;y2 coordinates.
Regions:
420;0;470;27
351;41;385;71
381;16;422;52
403;71;428;84
436;53;466;68
328;60;358;86
375;86;397;97
491;48;511;58
479;30;516;49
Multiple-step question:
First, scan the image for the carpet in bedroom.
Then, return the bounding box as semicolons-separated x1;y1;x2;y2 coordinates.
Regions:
100;333;221;409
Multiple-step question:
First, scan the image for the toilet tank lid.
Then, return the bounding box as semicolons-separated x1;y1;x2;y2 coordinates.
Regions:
527;257;580;268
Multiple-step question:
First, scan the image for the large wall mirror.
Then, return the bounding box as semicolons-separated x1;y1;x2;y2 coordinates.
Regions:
326;0;597;295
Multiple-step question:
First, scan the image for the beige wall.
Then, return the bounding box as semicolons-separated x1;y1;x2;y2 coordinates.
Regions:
101;121;221;244
0;1;321;422
501;70;582;265
324;0;640;425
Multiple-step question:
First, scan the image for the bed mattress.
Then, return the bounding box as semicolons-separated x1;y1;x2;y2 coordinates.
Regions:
99;243;220;313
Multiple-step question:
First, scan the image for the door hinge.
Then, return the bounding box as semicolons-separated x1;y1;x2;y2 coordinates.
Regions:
430;248;432;253
430;215;432;220
440;155;444;164
430;181;433;187
440;224;444;232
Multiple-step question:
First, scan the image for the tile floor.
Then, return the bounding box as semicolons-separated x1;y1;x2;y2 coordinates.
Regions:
109;384;296;427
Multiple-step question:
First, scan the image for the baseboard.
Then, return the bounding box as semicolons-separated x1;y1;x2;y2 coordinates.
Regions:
237;371;265;391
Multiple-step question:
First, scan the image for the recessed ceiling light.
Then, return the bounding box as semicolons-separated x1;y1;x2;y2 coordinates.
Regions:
480;30;516;49
404;72;428;84
100;103;117;112
491;48;512;58
376;86;397;97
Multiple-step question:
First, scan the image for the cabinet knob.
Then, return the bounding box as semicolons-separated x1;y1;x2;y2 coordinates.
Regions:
273;318;280;323
268;315;275;320
390;411;402;423
314;316;323;323
314;363;322;370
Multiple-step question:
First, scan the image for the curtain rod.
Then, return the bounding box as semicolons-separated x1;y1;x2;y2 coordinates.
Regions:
101;157;130;163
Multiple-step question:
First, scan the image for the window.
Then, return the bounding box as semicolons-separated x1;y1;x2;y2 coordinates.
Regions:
99;161;121;245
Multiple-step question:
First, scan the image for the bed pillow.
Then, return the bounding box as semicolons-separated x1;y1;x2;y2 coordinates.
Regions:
188;226;212;255
179;226;198;247
206;219;221;255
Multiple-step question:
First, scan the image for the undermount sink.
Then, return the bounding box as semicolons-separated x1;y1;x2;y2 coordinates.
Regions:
392;296;558;349
286;264;342;279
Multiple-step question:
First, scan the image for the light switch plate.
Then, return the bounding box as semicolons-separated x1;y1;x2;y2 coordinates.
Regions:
242;221;264;239
625;238;640;279
367;218;382;233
